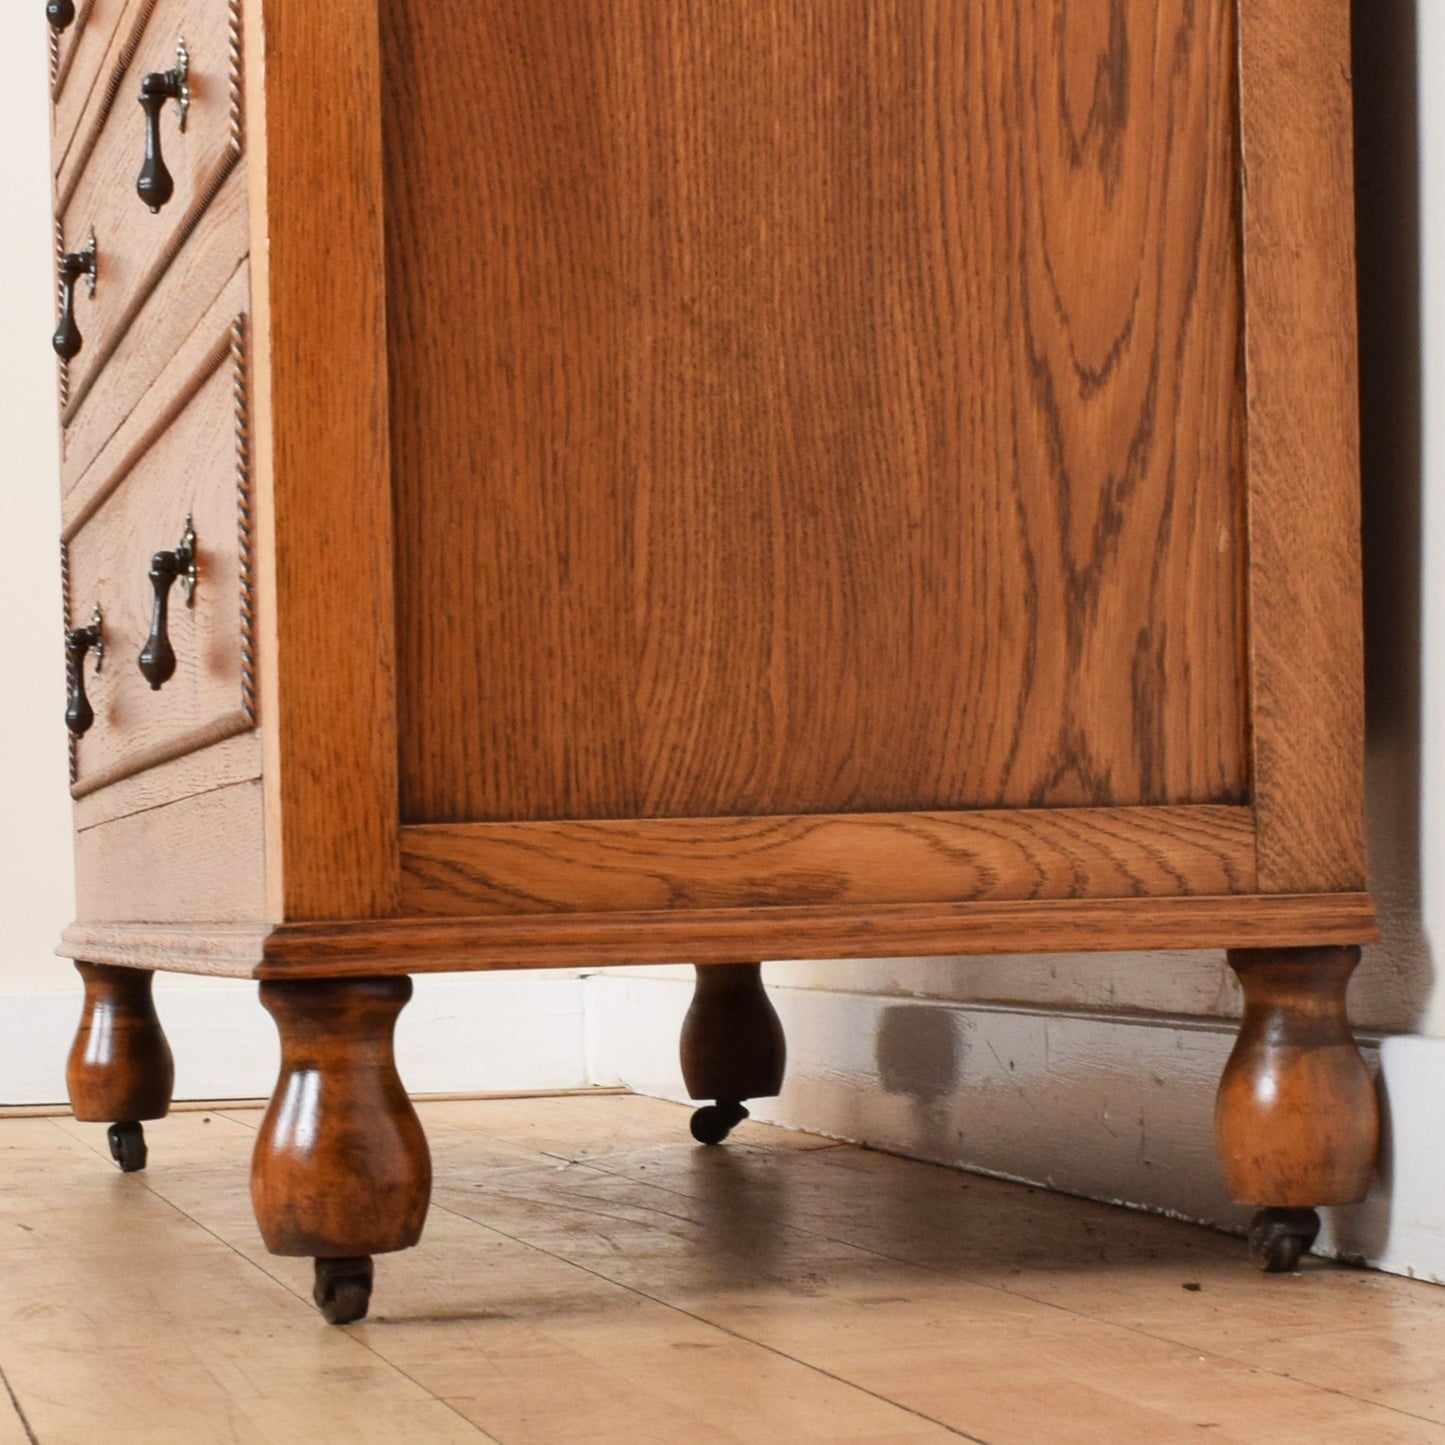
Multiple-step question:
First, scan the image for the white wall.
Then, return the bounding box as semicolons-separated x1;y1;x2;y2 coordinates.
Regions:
0;14;77;996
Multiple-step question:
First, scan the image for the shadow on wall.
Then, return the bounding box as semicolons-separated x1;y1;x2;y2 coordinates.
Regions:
875;1003;965;1160
1353;0;1433;1031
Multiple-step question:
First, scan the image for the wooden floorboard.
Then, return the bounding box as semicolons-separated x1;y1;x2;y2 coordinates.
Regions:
3;1095;1444;1442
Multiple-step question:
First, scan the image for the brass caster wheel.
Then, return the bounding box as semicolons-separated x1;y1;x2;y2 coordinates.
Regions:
1248;1207;1321;1273
313;1256;375;1325
690;1100;749;1146
107;1121;147;1173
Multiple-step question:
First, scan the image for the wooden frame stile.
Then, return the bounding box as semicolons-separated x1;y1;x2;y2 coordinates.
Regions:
244;0;402;926
1235;0;1371;900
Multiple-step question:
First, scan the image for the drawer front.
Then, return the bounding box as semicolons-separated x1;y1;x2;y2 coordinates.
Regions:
57;0;242;418
63;322;254;797
61;165;248;488
54;0;165;209
51;0;130;154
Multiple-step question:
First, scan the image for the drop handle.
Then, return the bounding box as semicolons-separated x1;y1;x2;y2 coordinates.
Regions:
65;606;104;738
52;233;96;361
136;38;189;213
137;517;197;690
47;0;76;32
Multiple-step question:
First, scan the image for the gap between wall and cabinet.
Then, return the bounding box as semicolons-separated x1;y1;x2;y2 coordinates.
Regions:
1;967;1441;1286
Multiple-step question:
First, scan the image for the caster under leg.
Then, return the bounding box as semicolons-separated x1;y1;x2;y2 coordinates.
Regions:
690;1100;749;1146
68;962;174;1172
1214;947;1377;1276
680;963;786;1147
107;1121;148;1173
313;1256;375;1325
251;977;431;1326
1248;1207;1321;1273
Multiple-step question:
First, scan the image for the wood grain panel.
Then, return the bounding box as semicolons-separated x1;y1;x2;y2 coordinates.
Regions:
65;341;252;796
58;0;243;415
400;805;1257;917
386;0;1246;824
1237;2;1367;892
74;780;265;923
256;894;1378;979
244;0;400;920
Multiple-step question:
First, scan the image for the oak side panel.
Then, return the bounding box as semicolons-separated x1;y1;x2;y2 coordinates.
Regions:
400;806;1257;917
244;0;400;919
258;893;1378;977
74;780;265;923
386;0;1246;824
1238;1;1367;891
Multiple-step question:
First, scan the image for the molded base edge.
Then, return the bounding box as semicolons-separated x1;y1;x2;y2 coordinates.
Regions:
60;892;1378;979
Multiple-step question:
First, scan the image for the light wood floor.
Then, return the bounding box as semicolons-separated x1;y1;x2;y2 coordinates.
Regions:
0;1094;1442;1444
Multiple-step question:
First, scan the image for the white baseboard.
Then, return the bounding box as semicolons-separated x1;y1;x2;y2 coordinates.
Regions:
586;972;1445;1285
0;972;590;1105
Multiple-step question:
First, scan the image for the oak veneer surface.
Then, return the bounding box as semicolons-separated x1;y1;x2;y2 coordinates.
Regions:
386;0;1247;825
1236;0;1366;893
245;0;401;921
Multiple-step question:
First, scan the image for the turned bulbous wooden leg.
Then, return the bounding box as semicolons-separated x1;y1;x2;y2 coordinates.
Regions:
251;977;432;1324
680;963;787;1146
1215;946;1379;1272
67;962;175;1172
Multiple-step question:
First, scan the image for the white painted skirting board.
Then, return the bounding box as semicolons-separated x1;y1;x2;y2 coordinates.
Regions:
0;972;590;1105
586;973;1445;1287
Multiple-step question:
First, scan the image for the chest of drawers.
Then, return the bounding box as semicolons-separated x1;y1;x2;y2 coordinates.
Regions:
46;0;1378;1323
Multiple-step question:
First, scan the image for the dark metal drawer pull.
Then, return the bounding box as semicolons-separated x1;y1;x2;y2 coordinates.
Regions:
52;232;96;361
65;605;104;738
47;0;76;32
136;38;190;213
137;516;197;690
